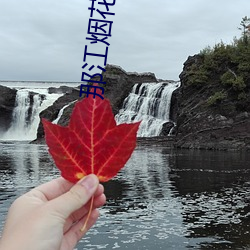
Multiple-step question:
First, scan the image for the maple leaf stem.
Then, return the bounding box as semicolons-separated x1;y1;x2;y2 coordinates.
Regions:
80;196;94;232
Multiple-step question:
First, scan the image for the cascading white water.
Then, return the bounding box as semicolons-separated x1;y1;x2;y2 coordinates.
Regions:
53;100;78;124
8;90;31;136
1;89;62;141
115;82;180;137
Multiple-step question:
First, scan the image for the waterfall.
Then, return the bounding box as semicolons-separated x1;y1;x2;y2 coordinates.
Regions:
115;82;180;137
53;100;78;124
1;89;62;141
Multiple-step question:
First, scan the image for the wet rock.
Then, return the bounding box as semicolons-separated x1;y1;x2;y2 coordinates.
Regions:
235;112;249;122
36;88;80;140
175;55;250;151
160;122;175;136
0;85;17;133
99;64;158;115
35;65;159;140
48;86;74;94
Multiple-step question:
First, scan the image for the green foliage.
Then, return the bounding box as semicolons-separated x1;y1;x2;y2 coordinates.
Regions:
221;71;246;91
203;53;218;71
200;46;213;55
186;64;209;86
207;91;228;106
213;42;233;64
238;61;250;72
233;76;246;91
238;16;250;43
238;91;247;100
220;71;235;86
184;16;250;112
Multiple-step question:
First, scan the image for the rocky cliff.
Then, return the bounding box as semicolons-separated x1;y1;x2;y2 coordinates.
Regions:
36;65;158;140
96;64;158;114
2;52;249;151
174;54;250;151
0;85;17;133
36;87;81;139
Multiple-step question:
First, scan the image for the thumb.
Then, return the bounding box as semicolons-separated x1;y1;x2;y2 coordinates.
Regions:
47;174;99;219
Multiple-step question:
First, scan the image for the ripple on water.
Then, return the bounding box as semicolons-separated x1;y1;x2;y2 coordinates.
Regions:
1;144;250;249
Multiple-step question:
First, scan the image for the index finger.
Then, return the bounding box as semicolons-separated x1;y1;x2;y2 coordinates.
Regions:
34;177;74;201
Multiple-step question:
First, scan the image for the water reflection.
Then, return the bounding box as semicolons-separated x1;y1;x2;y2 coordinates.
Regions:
0;143;57;190
83;146;188;249
1;144;250;249
0;142;58;231
170;150;250;249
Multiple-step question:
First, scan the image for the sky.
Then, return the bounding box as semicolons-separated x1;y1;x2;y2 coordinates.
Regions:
0;0;249;82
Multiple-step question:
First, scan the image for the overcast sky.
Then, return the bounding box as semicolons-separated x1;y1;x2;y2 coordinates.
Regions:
0;0;249;82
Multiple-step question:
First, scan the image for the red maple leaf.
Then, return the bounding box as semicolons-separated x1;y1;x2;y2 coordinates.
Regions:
42;87;140;183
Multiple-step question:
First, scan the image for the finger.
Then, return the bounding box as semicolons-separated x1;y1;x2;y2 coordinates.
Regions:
63;193;106;233
61;209;100;249
35;180;103;202
95;184;104;197
32;177;74;201
83;192;106;212
63;185;105;232
47;174;99;219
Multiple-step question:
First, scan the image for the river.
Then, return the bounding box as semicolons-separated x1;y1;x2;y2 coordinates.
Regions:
0;142;250;249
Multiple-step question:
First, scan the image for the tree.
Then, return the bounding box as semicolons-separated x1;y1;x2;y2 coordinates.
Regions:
238;16;250;44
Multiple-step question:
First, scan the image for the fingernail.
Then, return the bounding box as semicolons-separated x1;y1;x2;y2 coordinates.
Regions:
79;174;98;191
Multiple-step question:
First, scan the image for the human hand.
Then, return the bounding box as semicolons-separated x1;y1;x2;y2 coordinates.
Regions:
0;174;106;250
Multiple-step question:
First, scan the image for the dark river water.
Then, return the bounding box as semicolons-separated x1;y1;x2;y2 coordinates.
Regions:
0;142;250;250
